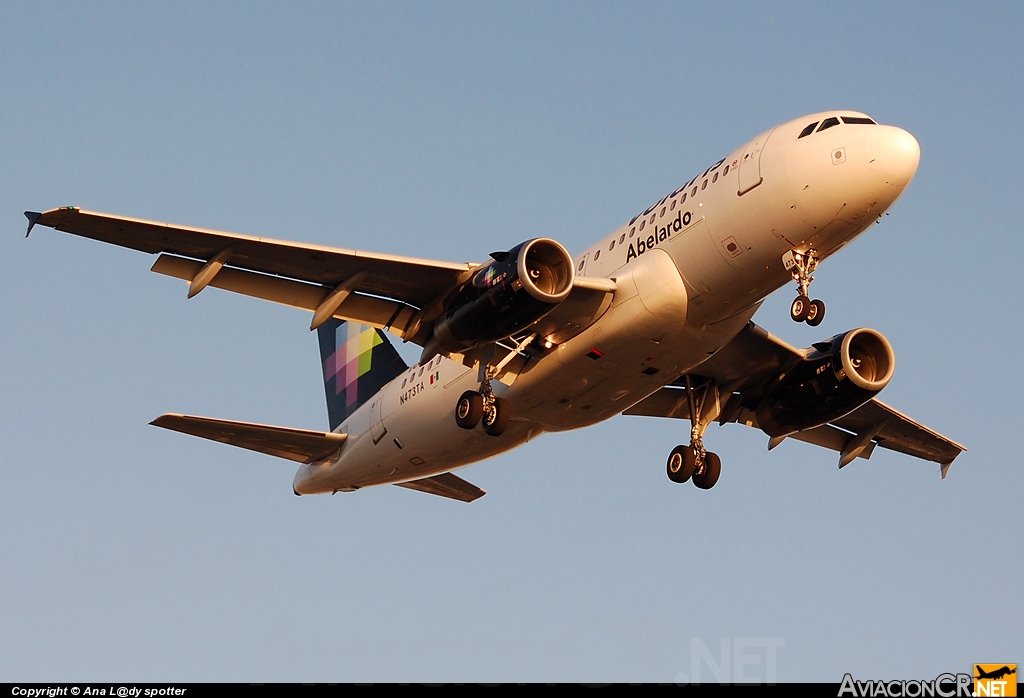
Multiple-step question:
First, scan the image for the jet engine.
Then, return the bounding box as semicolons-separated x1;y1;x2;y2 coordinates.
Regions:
430;238;574;353
756;328;895;437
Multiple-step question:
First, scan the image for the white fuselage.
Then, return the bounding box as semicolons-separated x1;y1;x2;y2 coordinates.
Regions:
293;111;921;495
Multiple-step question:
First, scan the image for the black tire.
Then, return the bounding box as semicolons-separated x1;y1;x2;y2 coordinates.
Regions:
455;391;483;429
667;445;697;483
693;452;722;490
482;397;510;436
790;295;811;322
806;299;826;327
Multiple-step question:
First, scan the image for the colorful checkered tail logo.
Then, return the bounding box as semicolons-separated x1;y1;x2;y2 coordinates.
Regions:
317;319;407;432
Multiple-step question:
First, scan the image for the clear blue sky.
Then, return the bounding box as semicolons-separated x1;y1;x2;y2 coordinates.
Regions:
1;1;1020;682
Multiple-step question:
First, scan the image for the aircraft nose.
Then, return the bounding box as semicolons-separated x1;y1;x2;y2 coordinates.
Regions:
864;125;920;187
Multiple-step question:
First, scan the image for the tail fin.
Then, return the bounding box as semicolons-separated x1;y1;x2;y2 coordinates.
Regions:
317;319;408;431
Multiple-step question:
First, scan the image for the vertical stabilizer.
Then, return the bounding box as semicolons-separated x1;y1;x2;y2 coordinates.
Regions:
317;319;407;431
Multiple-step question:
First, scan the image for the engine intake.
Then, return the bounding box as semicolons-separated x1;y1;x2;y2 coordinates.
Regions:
756;328;895;437
431;238;574;353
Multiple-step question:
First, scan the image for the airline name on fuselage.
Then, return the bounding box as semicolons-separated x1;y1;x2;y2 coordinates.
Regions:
626;211;692;263
400;382;425;405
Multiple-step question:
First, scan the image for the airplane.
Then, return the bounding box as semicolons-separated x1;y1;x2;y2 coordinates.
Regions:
25;110;966;502
975;666;1016;681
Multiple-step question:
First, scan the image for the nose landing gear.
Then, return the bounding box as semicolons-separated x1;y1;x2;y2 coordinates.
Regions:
665;376;723;490
784;249;825;326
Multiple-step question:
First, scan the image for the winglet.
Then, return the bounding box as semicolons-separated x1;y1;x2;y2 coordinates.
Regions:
940;461;953;479
23;211;41;237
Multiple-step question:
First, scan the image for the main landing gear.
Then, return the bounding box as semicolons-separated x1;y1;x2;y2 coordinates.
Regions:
666;376;722;490
454;337;538;437
784;249;825;327
455;385;509;437
454;343;515;437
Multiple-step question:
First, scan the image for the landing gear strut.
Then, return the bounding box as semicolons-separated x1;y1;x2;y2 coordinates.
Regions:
454;340;527;437
784;249;825;327
665;375;722;489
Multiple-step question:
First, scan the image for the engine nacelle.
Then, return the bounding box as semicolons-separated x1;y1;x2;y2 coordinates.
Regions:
431;238;574;353
756;328;895;437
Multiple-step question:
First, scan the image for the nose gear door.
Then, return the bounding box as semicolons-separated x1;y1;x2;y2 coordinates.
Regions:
737;129;775;195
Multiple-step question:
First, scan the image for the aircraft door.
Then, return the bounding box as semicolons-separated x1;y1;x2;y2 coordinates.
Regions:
737;129;775;195
369;395;387;444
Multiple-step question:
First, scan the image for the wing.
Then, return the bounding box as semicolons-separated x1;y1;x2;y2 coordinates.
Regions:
151;414;347;464
624;322;966;477
26;207;615;349
27;207;476;342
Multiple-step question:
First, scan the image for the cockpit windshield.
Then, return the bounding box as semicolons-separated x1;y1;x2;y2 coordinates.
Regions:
798;115;878;139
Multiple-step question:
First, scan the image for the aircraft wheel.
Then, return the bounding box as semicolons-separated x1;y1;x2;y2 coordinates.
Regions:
455;391;483;429
693;452;722;490
666;445;697;483
790;295;811;322
806;299;826;327
482;397;510;436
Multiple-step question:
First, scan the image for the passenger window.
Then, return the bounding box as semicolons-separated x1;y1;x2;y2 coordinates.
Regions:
691;186;697;197
649;214;656;224
669;200;676;211
639;220;645;231
798;122;819;138
594;249;601;260
701;180;707;190
402;378;407;388
619;233;625;244
609;240;615;251
660;207;666;216
578;260;585;271
629;227;635;238
817;117;840;132
842;116;877;125
681;192;687;203
712;173;719;183
723;165;730;175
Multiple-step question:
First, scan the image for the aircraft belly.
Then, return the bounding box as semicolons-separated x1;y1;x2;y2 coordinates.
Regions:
296;361;535;492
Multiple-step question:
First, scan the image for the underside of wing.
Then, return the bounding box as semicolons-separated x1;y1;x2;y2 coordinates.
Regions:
151;413;347;464
625;321;966;477
394;472;486;502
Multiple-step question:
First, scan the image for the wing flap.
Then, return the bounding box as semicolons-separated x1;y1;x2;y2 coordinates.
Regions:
151;414;347;464
832;399;966;466
395;472;486;502
151;254;418;337
29;207;475;311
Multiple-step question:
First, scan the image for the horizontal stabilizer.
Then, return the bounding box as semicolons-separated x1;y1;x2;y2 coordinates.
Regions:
151;414;347;464
395;472;486;502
